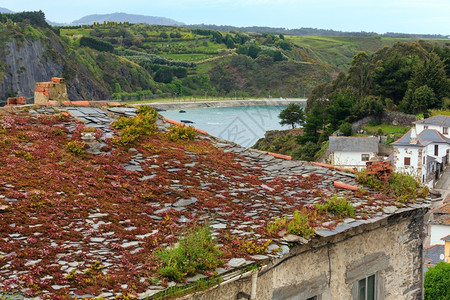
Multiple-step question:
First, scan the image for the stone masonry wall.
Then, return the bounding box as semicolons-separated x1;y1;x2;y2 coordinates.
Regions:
352;111;417;133
184;208;426;300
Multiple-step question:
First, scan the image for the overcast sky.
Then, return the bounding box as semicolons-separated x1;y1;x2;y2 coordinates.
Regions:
2;0;449;35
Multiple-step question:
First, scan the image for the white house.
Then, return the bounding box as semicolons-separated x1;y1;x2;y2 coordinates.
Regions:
428;201;450;246
392;127;450;187
414;115;450;138
328;136;379;170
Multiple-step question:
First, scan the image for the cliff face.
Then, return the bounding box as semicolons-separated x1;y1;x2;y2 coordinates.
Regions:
0;39;62;103
0;35;111;105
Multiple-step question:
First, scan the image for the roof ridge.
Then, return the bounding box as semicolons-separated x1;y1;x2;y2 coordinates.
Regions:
391;128;412;145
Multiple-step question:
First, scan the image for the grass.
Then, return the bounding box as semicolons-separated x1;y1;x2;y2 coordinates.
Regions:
60;28;93;37
159;53;218;62
429;108;450;116
314;140;329;160
363;122;409;135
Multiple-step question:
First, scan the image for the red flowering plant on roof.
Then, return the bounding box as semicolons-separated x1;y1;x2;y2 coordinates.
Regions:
0;106;411;298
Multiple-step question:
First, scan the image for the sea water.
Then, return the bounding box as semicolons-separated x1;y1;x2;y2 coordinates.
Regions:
159;105;290;148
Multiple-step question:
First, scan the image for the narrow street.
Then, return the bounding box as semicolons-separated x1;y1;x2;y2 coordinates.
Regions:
434;165;450;202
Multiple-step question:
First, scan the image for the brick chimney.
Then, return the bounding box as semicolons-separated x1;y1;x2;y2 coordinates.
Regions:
34;77;69;104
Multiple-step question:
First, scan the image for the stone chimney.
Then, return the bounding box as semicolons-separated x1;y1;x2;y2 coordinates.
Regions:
409;128;418;145
34;77;69;104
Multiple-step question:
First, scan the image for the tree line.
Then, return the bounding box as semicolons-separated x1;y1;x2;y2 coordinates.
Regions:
275;40;450;161
0;11;49;28
304;41;449;143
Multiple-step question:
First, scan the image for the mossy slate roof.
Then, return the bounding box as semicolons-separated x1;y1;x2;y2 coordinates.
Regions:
329;136;378;152
0;105;430;299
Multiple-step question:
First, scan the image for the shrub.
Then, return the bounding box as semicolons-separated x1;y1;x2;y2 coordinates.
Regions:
338;122;353;136
80;36;114;53
112;106;158;145
315;195;355;218
66;140;86;154
155;224;223;282
356;170;427;202
424;262;450;300
266;210;315;239
287;211;315;237
237;239;272;255
168;125;197;142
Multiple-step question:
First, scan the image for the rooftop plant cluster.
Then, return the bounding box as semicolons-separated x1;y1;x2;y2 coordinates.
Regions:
155;224;223;282
266;195;355;238
0;107;423;298
356;169;428;203
111;105;158;145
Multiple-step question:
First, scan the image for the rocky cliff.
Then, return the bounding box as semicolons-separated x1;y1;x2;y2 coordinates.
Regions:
0;35;111;105
0;24;154;105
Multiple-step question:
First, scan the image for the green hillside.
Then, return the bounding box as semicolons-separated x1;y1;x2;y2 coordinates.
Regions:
59;22;449;99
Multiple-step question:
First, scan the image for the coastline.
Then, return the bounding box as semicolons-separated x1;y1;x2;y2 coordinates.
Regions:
148;98;306;110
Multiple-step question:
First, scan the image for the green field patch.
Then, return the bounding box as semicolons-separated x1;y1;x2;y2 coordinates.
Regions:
159;53;219;62
363;122;409;135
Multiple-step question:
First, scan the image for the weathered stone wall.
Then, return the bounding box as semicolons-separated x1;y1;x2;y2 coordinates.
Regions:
381;111;417;127
184;207;426;300
352;111;417;133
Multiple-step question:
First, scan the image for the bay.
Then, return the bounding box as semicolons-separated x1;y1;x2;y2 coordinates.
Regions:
159;105;290;148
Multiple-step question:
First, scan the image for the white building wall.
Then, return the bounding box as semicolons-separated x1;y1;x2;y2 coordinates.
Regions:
394;146;422;179
429;224;450;245
429;143;450;159
416;124;450;138
394;142;449;187
332;151;376;169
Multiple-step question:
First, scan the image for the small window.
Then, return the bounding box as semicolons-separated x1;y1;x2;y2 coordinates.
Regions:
361;154;370;161
435;145;439;156
404;157;411;166
443;127;448;134
358;274;377;300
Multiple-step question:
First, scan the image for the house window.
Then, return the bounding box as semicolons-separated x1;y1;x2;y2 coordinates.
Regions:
435;145;439;156
404;157;411;166
444;127;448;134
361;154;370;161
358;274;377;300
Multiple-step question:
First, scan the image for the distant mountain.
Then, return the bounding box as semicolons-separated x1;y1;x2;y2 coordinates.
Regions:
71;12;184;26
0;7;14;13
187;24;449;39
